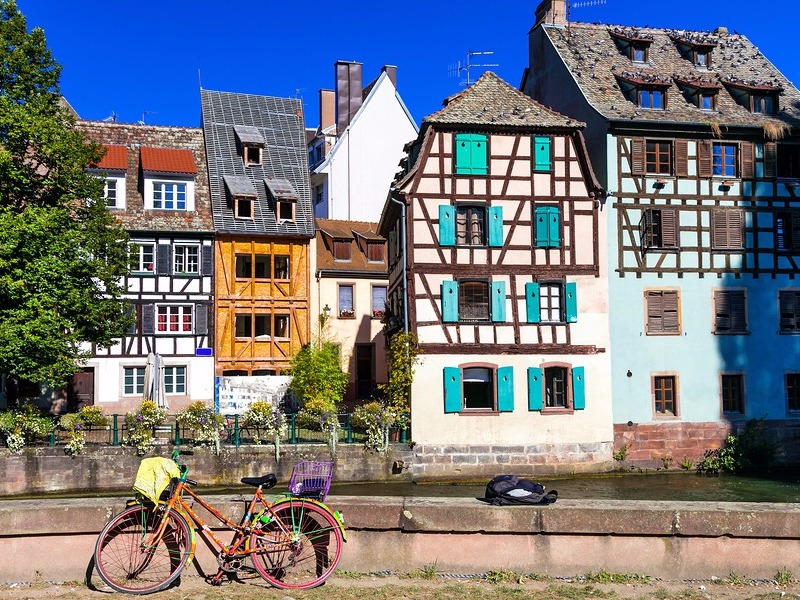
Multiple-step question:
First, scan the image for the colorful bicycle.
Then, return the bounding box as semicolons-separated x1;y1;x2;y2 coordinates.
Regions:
93;452;345;594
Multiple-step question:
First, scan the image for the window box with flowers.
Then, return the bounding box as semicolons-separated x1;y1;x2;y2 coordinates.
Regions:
372;309;385;320
339;309;356;319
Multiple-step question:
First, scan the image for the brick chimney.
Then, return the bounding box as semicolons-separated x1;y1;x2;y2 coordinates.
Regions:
382;65;397;88
335;61;363;135
534;0;567;27
319;89;335;131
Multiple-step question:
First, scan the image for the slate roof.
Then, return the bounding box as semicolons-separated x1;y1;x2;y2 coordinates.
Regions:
200;89;314;237
425;71;584;130
316;219;388;275
78;121;213;233
543;22;800;128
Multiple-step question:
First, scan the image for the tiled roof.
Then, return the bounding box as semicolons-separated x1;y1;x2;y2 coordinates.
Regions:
316;219;388;274
76;121;213;232
543;22;800;128
140;147;197;174
95;145;127;170
200;89;314;237
425;71;584;129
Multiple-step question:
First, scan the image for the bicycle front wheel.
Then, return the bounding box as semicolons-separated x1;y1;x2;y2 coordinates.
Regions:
94;504;191;594
250;498;343;589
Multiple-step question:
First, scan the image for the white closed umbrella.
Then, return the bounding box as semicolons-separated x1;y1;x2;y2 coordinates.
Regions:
154;353;168;410
143;353;156;403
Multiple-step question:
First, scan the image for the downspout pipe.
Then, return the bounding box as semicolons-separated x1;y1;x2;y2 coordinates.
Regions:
389;191;409;335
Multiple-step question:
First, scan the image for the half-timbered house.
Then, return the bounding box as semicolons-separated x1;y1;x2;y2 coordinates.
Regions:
201;90;314;377
379;72;610;476
78;121;214;412
522;0;800;464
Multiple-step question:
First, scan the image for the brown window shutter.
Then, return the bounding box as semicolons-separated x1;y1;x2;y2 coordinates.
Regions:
661;208;678;248
740;143;754;179
646;291;663;333
662;290;679;332
646;290;679;333
639;210;654;250
674;140;689;177
728;210;744;249
713;209;744;249
764;142;777;177
697;140;713;178
631;138;645;175
730;291;746;331
792;213;800;249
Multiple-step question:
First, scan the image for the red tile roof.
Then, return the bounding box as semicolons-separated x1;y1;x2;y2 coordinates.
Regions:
140;147;197;174
96;145;128;170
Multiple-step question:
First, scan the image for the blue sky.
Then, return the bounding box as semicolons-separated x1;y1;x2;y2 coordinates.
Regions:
18;1;800;130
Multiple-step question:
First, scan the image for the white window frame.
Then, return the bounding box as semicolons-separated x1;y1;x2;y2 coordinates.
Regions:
129;241;155;273
123;366;146;395
173;244;200;274
157;305;193;333
143;174;195;211
163;365;187;395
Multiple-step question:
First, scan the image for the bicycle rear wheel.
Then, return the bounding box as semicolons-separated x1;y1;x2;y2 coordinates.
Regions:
94;504;191;594
249;498;343;589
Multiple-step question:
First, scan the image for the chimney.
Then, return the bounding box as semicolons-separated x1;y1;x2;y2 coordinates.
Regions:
382;65;398;88
335;61;363;135
319;89;335;131
534;0;567;27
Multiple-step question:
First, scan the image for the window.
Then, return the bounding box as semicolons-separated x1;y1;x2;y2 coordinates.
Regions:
752;93;776;114
235;314;252;337
544;366;568;408
533;137;552;171
645;289;680;335
721;374;744;414
454;133;488;175
443;365;514;413
173;244;200;274
779;290;800;333
129;242;155;272
787;373;800;412
540;283;563;323
235;254;252;278
694;49;711;67
274;314;289;338
711;209;743;250
333;240;351;260
639;208;678;251
314;185;324;205
777;144;800;179
712;143;737;177
235;197;253;219
255;255;271;279
458;280;490;322
534;205;560;248
525;281;577;324
646;140;671;174
163;366;186;395
367;242;385;262
699;92;716;110
255;314;270;338
638;87;665;109
372;286;387;319
152;181;187;210
277;200;295;222
103;179;118;207
653;375;678;416
713;290;747;334
123;367;146;395
274;255;289;279
456;205;486;246
251;314;289;338
527;364;585;411
338;284;354;318
244;146;261;166
157;305;193;332
630;43;649;62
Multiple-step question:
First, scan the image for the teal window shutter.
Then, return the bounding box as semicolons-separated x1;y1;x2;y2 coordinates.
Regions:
565;282;578;323
497;366;514;412
454;133;488;175
439;205;456;246
525;282;541;323
572;366;586;410
443;367;462;413
491;280;506;322
527;367;543;411
534;205;561;247
487;205;503;247
441;281;459;322
534;136;552;171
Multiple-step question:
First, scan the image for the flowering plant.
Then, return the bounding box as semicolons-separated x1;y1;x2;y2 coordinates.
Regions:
241;401;288;460
0;404;54;454
296;397;341;458
59;406;110;457
352;401;396;453
125;400;168;456
176;401;226;454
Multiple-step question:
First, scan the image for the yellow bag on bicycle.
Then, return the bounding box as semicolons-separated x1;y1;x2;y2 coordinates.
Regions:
133;457;181;505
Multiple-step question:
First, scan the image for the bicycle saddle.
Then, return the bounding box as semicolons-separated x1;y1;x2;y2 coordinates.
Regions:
240;474;277;488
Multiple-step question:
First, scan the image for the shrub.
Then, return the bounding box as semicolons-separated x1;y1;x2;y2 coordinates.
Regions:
124;400;167;456
0;404;54;453
59;406;110;456
241;401;287;460
176;401;226;454
696;419;777;475
352;401;397;453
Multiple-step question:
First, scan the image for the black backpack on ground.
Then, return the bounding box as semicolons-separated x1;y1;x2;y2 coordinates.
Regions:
481;474;558;506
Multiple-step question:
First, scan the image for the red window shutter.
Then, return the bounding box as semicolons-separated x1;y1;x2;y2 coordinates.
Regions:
631;138;645;175
697;140;713;178
764;142;777;177
674;140;689;177
740;142;754;179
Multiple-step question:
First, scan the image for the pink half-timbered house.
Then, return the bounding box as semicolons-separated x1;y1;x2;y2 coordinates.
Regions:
379;72;612;476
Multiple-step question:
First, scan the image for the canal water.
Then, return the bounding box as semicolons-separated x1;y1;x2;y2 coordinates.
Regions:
328;471;800;503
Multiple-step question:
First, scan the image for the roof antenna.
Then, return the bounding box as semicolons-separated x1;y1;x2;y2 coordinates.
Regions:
139;111;157;125
568;0;607;26
102;111;117;123
448;50;499;86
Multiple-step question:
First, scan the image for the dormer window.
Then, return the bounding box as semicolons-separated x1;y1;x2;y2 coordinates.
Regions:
367;241;385;262
752;93;776;114
140;147;196;212
235;197;253;219
631;43;649;63
89;144;128;209
223;175;258;221
265;177;299;224
722;79;781;114
277;199;295;222
234;125;265;167
670;34;717;69
618;73;671;110
610;28;654;64
674;77;721;111
699;91;717;110
638;87;665;109
333;240;351;261
694;48;711;67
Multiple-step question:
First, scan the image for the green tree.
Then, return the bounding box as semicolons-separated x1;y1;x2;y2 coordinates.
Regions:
378;331;421;429
0;1;131;392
